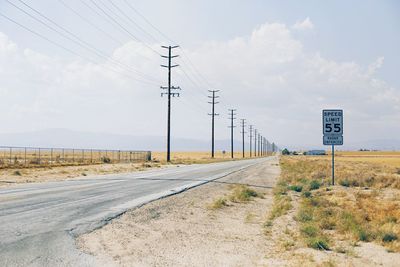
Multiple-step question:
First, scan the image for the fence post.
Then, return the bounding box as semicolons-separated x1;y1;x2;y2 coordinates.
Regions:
38;148;41;165
90;149;93;163
118;150;121;163
9;147;12;165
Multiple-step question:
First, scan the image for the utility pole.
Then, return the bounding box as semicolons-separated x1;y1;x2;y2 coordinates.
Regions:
161;45;180;162
258;133;261;157
254;129;257;157
264;137;267;156
208;90;219;158
249;125;253;157
228;109;237;159
261;136;263;156
240;119;246;158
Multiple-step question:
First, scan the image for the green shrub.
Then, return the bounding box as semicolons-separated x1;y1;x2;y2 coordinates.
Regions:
297;207;313;222
288;185;303;192
357;228;371;241
302;191;312;198
301;224;319;237
101;156;111;163
339;178;359;187
13;170;22;176
382;232;398;243
307;236;330;250
339;179;350;187
309;180;321;190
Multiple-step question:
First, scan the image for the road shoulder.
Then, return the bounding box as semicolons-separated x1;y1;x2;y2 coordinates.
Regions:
77;157;279;266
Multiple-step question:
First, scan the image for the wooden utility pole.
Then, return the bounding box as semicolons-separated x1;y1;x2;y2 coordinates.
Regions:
161;45;180;162
208;90;219;158
240;119;246;158
254;129;257;157
228;109;237;159
249;125;253;157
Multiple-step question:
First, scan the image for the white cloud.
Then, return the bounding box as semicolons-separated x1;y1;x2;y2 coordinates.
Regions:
292;17;314;30
367;56;384;76
0;21;398;149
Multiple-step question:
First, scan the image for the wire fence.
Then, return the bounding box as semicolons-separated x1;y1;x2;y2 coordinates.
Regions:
0;146;151;168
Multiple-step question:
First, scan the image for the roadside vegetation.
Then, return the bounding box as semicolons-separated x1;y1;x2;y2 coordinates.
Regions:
208;184;263;210
267;153;400;254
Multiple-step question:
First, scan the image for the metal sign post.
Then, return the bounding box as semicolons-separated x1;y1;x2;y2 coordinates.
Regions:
332;144;335;185
323;109;343;185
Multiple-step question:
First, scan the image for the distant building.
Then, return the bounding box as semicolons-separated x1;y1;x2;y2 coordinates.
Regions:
306;150;326;155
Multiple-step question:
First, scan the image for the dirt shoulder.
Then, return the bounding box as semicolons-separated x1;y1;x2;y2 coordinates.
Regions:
77;157;280;266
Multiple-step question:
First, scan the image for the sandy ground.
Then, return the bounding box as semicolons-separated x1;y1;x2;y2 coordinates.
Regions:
77;158;280;266
0;162;163;187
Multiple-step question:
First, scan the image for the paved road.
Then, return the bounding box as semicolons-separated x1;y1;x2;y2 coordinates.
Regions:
0;158;269;266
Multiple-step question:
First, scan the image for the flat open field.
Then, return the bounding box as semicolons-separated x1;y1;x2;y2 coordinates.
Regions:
265;151;400;266
333;151;400;166
152;151;269;164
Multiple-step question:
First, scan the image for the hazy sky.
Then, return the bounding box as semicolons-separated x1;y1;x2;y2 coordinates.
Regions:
0;0;399;149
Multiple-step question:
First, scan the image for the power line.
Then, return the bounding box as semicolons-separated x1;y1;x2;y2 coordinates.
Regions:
122;0;177;44
119;1;217;101
87;0;160;56
58;0;123;46
0;11;157;86
7;0;160;84
107;0;159;44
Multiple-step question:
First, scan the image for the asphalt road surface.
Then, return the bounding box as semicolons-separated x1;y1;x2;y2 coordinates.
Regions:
0;158;269;267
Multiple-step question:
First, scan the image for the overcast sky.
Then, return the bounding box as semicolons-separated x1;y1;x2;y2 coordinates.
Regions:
0;0;399;149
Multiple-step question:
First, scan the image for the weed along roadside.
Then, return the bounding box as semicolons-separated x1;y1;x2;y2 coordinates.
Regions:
264;153;400;266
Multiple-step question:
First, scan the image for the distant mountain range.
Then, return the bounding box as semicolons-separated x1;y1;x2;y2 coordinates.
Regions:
0;128;247;152
286;139;400;151
1;129;397;152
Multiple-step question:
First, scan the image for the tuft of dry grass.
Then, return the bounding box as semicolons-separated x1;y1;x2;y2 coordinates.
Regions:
208;197;228;209
229;185;260;202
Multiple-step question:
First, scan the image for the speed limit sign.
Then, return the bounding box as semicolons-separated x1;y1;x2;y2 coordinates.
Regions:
323;109;343;186
323;109;343;145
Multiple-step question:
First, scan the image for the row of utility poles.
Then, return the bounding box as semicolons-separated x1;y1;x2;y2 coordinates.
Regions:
161;45;277;162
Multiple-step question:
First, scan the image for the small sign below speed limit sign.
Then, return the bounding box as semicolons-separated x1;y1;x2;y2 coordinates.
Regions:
323;109;343;145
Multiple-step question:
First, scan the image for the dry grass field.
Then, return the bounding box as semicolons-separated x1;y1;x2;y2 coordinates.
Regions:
152;151;267;164
265;151;400;266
